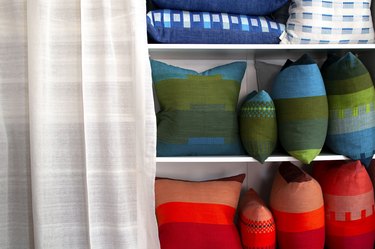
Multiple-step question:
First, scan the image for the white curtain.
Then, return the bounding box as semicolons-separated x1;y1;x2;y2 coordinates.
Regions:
0;0;160;249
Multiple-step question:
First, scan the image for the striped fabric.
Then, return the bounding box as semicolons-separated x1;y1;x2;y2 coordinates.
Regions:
238;189;276;249
270;162;325;249
240;90;277;163
313;160;375;249
155;174;245;249
151;0;289;16
151;60;246;156
321;52;375;166
271;54;328;164
147;9;285;44
281;0;375;44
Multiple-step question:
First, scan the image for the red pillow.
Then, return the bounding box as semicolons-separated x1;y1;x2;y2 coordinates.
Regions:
155;174;245;249
313;160;375;249
270;162;325;249
238;188;276;249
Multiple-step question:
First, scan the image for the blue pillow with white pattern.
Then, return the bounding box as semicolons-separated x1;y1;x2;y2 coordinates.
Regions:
151;0;289;16
147;10;285;44
281;0;375;44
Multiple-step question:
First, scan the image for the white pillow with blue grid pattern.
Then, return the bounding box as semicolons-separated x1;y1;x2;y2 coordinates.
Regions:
280;0;375;44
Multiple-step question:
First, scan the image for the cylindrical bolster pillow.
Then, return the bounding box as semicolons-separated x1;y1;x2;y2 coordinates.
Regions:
238;188;276;249
270;162;325;249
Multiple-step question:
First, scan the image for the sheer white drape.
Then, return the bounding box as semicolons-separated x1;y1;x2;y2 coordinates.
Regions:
0;0;159;248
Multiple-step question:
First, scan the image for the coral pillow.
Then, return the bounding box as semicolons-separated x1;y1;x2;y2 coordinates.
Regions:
155;174;245;249
147;10;285;44
313;160;375;249
240;90;277;163
151;60;246;156
321;52;375;166
151;0;289;16
270;162;325;249
238;188;276;249
271;54;328;164
281;0;375;44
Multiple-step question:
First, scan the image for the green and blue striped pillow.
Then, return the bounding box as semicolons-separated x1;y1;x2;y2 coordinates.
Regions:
240;90;277;163
271;54;329;164
321;52;375;166
151;60;246;156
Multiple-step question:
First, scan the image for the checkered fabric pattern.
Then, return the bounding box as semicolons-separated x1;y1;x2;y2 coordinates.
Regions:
147;9;285;44
238;189;276;249
281;0;375;44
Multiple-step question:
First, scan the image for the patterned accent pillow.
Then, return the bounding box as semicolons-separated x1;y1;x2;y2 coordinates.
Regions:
271;54;328;164
321;52;375;166
151;60;246;156
155;174;245;249
313;160;375;249
238;188;276;249
240;90;277;163
281;0;375;44
151;0;289;16
270;162;325;249
147;10;285;44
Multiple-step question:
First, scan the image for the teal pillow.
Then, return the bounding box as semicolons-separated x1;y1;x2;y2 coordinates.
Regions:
151;60;246;156
271;54;329;164
240;90;277;163
321;52;375;166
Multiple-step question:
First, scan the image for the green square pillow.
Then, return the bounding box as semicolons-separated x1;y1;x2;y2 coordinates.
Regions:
271;54;329;164
151;60;246;156
240;90;277;163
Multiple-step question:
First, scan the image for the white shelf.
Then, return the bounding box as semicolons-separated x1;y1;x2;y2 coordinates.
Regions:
156;153;375;163
149;43;375;52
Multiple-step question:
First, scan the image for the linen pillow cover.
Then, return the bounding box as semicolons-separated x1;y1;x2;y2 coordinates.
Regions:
271;54;328;164
151;60;246;156
151;0;289;16
238;188;276;249
147;10;285;44
313;160;375;249
240;90;277;163
155;174;245;249
281;0;375;44
270;162;325;249
321;52;375;166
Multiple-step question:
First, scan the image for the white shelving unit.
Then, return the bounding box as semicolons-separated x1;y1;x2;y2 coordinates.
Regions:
149;43;375;51
149;43;375;199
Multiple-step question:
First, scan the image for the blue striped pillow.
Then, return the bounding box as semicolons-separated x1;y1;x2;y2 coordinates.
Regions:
151;0;289;16
147;9;285;44
271;54;329;164
321;53;375;166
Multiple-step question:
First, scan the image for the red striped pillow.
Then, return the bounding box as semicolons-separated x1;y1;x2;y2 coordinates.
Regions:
313;160;375;249
238;188;276;249
270;162;325;249
155;174;245;249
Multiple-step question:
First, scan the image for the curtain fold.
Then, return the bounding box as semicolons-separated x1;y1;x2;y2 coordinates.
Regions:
1;0;159;248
